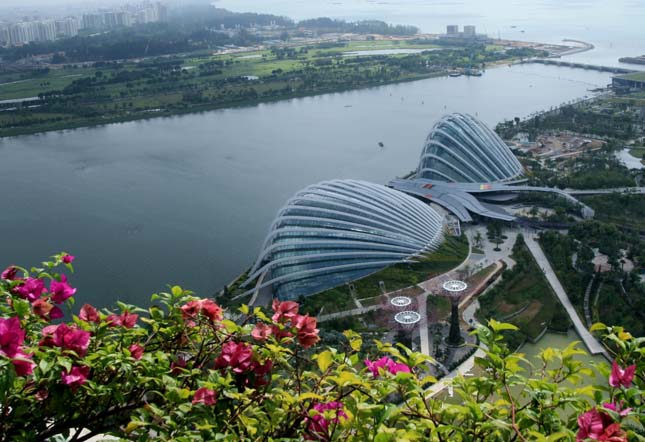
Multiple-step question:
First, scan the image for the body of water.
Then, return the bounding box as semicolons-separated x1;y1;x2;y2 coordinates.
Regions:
0;64;610;307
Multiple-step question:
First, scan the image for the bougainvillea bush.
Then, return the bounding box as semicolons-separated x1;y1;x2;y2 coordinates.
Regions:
0;254;643;441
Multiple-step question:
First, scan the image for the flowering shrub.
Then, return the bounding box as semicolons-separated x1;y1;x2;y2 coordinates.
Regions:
0;255;643;441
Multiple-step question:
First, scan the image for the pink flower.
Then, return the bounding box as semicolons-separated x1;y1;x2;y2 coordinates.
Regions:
192;387;217;406
200;299;223;322
170;355;188;375
13;277;46;302
1;266;19;280
293;314;320;348
61;365;90;391
11;351;35;376
180;299;223;325
79;304;100;323
32;298;63;321
39;323;91;357
251;322;272;341
249;359;273;387
128;343;144;360
272;299;299;323
0;317;25;358
306;401;347;440
609;361;636;388
364;356;410;377
215;341;254;374
603;402;632;417
49;275;76;304
576;409;627;442
106;311;138;328
62;254;75;264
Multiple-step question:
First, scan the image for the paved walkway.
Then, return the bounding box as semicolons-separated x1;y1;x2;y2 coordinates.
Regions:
523;235;608;357
317;305;380;322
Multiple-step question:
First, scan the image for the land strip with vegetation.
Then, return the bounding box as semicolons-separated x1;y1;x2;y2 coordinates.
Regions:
476;234;571;350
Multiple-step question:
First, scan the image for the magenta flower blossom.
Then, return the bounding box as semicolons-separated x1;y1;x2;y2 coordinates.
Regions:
61;365;90;391
39;323;91;357
576;409;627;442
603;402;632;417
306;401;347;440
11;351;35;376
128;343;144;360
609;361;636;388
49;274;76;304
32;298;64;321
215;341;254;374
62;254;75;264
1;266;19;280
364;356;411;377
13;277;46;302
79;304;100;323
192;387;217;406
106;311;138;328
0;317;25;358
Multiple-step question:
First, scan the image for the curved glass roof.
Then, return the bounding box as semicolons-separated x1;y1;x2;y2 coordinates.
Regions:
417;113;523;183
243;179;444;300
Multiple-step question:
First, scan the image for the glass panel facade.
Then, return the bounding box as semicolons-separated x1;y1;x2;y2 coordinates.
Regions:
243;180;444;300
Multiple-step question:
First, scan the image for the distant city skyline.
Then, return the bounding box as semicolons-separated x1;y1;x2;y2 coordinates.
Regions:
0;1;167;47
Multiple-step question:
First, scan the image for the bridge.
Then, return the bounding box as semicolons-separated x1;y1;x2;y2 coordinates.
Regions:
520;59;638;74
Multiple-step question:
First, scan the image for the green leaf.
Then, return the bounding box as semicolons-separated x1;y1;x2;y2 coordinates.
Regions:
343;330;362;352
488;319;518;332
39;359;53;375
171;286;183;297
316;350;333;372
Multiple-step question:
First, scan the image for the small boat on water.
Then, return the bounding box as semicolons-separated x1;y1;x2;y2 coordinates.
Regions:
449;71;462;77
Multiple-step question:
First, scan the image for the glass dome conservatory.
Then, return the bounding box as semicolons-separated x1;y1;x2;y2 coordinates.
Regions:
243;180;444;300
417;113;523;183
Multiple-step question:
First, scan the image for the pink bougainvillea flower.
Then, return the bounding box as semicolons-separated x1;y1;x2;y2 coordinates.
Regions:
249;359;273;387
609;361;636;388
35;389;48;401
0;317;25;358
603;402;633;417
180;299;223;325
49;275;76;304
170;354;188;375
1;266;19;280
215;341;254;374
13;277;46;302
200;299;223;322
61;254;75;264
364;356;411;377
271;299;299;323
192;387;217;406
106;311;138;328
251;322;272;341
576;409;626;442
61;365;90;391
39;323;91;357
32;298;63;321
293;314;320;348
306;401;348;440
11;351;35;376
79;304;100;323
128;343;144;360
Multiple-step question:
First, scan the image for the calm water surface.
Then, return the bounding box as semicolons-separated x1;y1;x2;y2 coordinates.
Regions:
0;65;610;307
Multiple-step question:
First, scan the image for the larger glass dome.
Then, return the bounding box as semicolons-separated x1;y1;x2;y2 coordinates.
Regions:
243;180;444;300
417;113;523;183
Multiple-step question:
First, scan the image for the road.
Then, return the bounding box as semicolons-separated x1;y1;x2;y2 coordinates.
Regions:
523;235;609;357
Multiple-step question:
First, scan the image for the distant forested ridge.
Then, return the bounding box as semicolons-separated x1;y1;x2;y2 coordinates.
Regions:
297;18;418;36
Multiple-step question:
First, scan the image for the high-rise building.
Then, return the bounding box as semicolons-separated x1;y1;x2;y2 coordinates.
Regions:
82;13;104;30
37;20;57;42
56;18;80;38
0;23;9;46
463;25;476;35
9;22;38;45
446;25;459;35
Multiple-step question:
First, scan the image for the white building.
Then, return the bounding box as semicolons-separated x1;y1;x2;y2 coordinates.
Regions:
56;18;80;38
463;25;476;35
37;20;57;42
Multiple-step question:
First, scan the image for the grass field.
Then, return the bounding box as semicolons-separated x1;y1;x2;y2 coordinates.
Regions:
476;235;570;341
